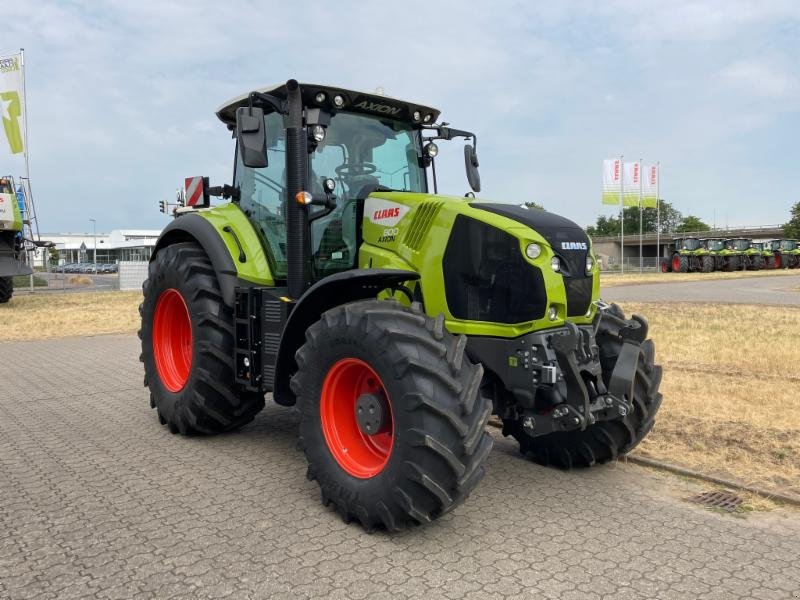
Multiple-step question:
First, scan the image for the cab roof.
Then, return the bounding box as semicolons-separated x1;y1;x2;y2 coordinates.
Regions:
216;82;440;128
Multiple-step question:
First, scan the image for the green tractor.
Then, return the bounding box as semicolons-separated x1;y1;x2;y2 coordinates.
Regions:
725;238;763;270
140;80;662;530
0;176;31;303
703;237;741;271
764;239;797;269
661;237;713;272
750;241;774;268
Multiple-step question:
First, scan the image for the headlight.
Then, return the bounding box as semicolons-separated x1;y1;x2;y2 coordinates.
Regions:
311;125;326;143
423;113;433;123
551;256;561;272
424;142;438;158
314;92;327;104
333;94;345;108
525;243;541;259
586;256;594;273
548;306;558;321
412;110;421;122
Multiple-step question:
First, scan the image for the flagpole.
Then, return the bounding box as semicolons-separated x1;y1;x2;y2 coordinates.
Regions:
638;158;643;272
619;155;624;275
656;161;661;266
19;48;30;182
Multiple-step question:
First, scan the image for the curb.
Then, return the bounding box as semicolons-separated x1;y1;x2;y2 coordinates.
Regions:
487;419;800;507
624;455;800;507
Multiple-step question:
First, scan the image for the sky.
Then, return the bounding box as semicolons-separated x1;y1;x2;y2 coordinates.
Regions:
2;0;799;233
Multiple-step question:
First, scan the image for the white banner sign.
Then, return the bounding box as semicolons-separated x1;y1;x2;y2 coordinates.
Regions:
602;158;621;205
0;53;25;155
623;162;641;206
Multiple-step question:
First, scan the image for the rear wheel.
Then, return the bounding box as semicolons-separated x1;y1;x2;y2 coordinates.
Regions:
726;255;740;271
701;255;714;272
293;299;493;531
752;255;763;270
503;303;663;468
0;277;12;303
660;259;670;273
139;242;264;434
677;255;689;273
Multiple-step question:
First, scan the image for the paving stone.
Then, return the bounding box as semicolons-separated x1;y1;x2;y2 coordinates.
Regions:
1;334;799;599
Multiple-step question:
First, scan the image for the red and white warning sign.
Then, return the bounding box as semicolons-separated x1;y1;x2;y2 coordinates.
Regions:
184;176;205;207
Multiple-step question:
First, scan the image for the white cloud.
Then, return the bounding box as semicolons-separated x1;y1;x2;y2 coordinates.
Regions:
1;0;798;232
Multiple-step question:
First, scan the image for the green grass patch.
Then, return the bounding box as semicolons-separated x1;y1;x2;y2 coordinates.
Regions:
12;275;48;287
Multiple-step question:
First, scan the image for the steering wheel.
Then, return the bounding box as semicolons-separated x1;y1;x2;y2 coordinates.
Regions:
335;162;377;177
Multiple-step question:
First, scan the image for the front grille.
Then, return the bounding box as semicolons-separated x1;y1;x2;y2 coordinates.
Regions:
443;215;546;323
556;249;593;316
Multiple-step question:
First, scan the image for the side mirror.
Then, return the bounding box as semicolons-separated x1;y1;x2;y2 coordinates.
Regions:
464;144;481;192
236;106;268;168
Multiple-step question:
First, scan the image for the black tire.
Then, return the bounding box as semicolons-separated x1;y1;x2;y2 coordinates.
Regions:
751;255;763;270
701;255;714;273
292;299;494;531
766;255;775;269
726;255;740;271
677;255;689;273
139;242;264;435
503;303;663;468
0;277;12;303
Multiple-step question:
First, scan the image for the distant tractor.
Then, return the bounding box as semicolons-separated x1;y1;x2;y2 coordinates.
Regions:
726;238;762;270
661;237;713;272
704;238;741;271
139;80;663;530
750;241;773;268
0;177;30;303
765;239;798;269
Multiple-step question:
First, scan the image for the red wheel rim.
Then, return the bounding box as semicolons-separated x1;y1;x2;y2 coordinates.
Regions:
776;255;781;269
153;288;193;392
660;260;667;273
320;358;394;478
672;255;680;272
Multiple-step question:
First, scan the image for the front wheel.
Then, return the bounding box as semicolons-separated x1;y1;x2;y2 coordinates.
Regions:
292;299;493;531
503;303;663;468
139;242;264;434
677;255;689;273
0;277;12;303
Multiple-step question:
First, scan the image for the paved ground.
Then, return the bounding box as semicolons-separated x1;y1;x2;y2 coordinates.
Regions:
603;273;800;305
2;334;799;600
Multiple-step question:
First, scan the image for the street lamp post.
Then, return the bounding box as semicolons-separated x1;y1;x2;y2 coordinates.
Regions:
89;218;97;275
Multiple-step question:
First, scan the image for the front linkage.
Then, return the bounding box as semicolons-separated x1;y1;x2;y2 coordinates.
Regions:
472;302;660;466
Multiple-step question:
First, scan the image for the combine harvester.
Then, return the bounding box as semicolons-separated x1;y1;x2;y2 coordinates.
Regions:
139;80;663;530
0;176;44;302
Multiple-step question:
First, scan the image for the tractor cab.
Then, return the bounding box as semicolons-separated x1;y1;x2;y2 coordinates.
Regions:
726;238;751;252
214;82;480;289
703;238;724;252
677;237;701;252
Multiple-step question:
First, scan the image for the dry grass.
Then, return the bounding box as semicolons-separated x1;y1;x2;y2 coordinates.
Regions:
621;302;800;497
601;269;799;287
1;291;797;496
0;292;142;341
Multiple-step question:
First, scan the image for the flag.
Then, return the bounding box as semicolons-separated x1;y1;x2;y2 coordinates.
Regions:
602;158;621;205
623;162;641;206
642;164;658;208
0;53;25;155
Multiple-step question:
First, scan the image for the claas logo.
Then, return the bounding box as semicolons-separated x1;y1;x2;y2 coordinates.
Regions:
373;207;400;221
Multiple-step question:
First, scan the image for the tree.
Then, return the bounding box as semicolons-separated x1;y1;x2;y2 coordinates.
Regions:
784;201;800;238
47;246;60;268
523;201;545;211
585;201;682;237
677;215;710;233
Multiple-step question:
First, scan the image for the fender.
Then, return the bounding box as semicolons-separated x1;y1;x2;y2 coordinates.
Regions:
272;268;420;406
152;214;240;306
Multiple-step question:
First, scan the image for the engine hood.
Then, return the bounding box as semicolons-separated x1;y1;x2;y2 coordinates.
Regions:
470;203;590;252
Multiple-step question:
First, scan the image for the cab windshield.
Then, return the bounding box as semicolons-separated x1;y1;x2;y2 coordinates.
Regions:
705;240;723;251
780;240;797;251
235;110;426;281
681;238;701;251
730;239;750;251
